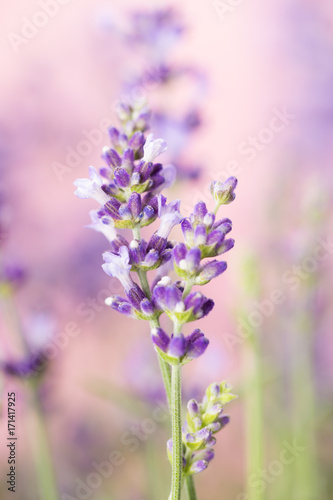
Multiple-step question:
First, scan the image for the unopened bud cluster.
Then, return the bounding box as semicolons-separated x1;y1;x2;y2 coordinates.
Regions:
168;382;237;475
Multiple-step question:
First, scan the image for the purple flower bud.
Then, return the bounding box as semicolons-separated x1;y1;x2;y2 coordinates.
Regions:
193;449;215;464
103;198;121;220
186;331;209;360
173;243;187;266
213;218;232;233
218;415;230;428
186;248;201;273
114;167;131;188
187;399;200;417
140;298;155;317
197;261;227;284
203;212;215;228
129;239;146;264
128;192;142;217
126;283;146;310
206;230;224;246
207;422;222;433
119;133;128;149
3;353;46;379
128;131;145;150
102;147;122;168
189;460;208;475
105;296;135;318
153;283;182;312
168;334;186;358
144;249;160;268
151;327;170;352
141;205;156;225
211;177;238;205
194;225;207;246
118;205;132;220
184;292;214;319
192;201;207;222
139;161;154;182
181;219;194;246
122;148;134;171
217;238;235;255
147;233;167;253
108;126;120;147
209;383;221;399
136;111;151;131
101;182;118;197
116;102;131;121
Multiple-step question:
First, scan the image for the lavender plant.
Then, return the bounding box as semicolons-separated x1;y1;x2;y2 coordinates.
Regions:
74;98;238;500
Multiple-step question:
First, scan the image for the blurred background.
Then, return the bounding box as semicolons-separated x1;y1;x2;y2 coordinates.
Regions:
0;0;333;499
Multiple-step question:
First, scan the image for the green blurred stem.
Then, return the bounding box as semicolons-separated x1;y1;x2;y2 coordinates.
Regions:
244;332;264;500
170;364;182;500
290;314;318;499
185;476;197;500
0;294;59;500
30;383;58;500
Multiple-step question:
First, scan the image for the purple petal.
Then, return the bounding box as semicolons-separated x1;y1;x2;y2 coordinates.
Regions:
108;127;120;147
186;336;209;360
168;334;186;358
193;201;207;221
151;327;170;352
189;460;208;474
114;167;131;188
217;238;235;254
122;148;134;170
186;247;201;272
201;299;214;317
128;192;142;217
173;243;187;266
140;299;155;316
200;261;227;281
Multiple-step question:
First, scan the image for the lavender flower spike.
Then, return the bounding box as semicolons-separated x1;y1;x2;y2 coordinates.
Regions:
74;166;110;205
143;133;168;163
102;246;133;292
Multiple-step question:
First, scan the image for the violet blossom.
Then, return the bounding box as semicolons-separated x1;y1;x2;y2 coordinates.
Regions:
74;96;238;499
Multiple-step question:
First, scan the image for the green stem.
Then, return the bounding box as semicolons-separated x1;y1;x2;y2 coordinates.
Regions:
157;353;172;408
182;280;193;299
30;383;58;500
185;476;197;500
244;332;264;500
0;294;59;500
170;364;182;500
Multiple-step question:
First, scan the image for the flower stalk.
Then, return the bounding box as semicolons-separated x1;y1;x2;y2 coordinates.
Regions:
170;363;183;500
74;97;238;499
